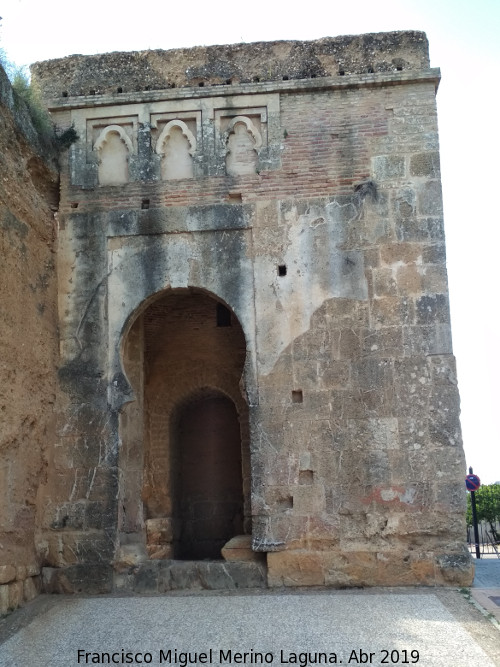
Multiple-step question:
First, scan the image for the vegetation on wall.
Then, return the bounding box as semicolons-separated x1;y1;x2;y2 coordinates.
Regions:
1;43;77;150
10;67;54;139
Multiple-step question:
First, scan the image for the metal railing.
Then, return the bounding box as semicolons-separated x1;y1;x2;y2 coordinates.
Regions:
467;521;500;558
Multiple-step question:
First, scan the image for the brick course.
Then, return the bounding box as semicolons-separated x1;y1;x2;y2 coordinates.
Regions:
27;32;472;592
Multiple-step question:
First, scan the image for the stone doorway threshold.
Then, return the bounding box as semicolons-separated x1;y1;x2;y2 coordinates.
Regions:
114;559;267;593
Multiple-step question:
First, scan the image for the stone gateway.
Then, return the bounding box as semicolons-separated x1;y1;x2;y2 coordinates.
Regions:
0;31;473;611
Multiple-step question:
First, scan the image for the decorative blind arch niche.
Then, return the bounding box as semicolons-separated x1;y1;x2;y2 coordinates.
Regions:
155;119;196;180
93;124;134;186
225;116;262;177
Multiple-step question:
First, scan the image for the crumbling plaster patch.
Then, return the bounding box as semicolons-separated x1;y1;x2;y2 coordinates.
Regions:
254;199;367;375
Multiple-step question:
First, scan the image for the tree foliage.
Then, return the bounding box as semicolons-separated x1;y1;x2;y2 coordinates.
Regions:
467;483;500;541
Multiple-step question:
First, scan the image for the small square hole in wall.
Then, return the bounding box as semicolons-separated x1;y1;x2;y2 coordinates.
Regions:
292;390;303;404
278;265;287;277
70;202;79;209
299;470;314;485
141;199;150;210
277;495;293;510
62;91;68;98
117;87;123;93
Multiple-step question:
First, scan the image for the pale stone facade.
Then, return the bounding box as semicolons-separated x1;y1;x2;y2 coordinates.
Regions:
0;32;472;609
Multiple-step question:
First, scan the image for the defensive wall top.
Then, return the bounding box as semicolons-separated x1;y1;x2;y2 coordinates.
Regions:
31;31;429;100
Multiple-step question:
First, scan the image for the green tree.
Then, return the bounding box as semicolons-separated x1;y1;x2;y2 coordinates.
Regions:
467;483;500;542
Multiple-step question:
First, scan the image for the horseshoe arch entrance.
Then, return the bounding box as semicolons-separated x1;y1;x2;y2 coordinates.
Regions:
119;288;251;561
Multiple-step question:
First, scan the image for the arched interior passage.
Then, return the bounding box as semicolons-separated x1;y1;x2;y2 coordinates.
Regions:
172;389;243;559
120;288;250;561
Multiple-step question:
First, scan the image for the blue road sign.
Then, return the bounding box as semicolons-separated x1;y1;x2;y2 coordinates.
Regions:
465;474;481;491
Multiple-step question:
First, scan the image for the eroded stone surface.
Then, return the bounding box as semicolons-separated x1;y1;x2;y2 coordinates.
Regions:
0;64;59;617
112;560;267;593
31;32;430;99
40;33;469;589
222;535;265;563
0;32;472;607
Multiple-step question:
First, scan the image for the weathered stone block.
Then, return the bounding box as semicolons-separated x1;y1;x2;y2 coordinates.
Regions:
26;563;40;577
350;360;395;417
8;580;23;609
410;151;440;177
0;565;16;585
417;181;443;216
372;268;398;297
293;485;326;514
112;559;268;592
226;561;267;588
393;357;431;417
422;242;446;264
337;328;363;359
402;323;453;356
50;502;86;530
42;564;113;594
146;517;173;544
416;293;449;324
361;327;404;358
421;265;448;293
370;297;414;327
396;216;445;242
436;552;474;586
316;360;350;390
147;545;174;560
348;418;399;451
43;531;114;568
267;550;326;587
396;265;422;294
23;576;40;602
169;562;204;591
221;535;264;563
428;391;462;447
0;585;10;615
373;155;405;180
114;542;148;572
429;354;458;385
132;562;159;593
380;242;422;266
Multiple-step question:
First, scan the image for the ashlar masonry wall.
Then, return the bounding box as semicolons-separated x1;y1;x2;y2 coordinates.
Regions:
31;31;473;592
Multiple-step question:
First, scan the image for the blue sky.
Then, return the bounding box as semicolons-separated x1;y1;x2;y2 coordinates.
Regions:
1;0;499;483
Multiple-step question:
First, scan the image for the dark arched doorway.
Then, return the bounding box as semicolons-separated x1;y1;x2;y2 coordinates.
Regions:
172;389;243;559
119;287;251;561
